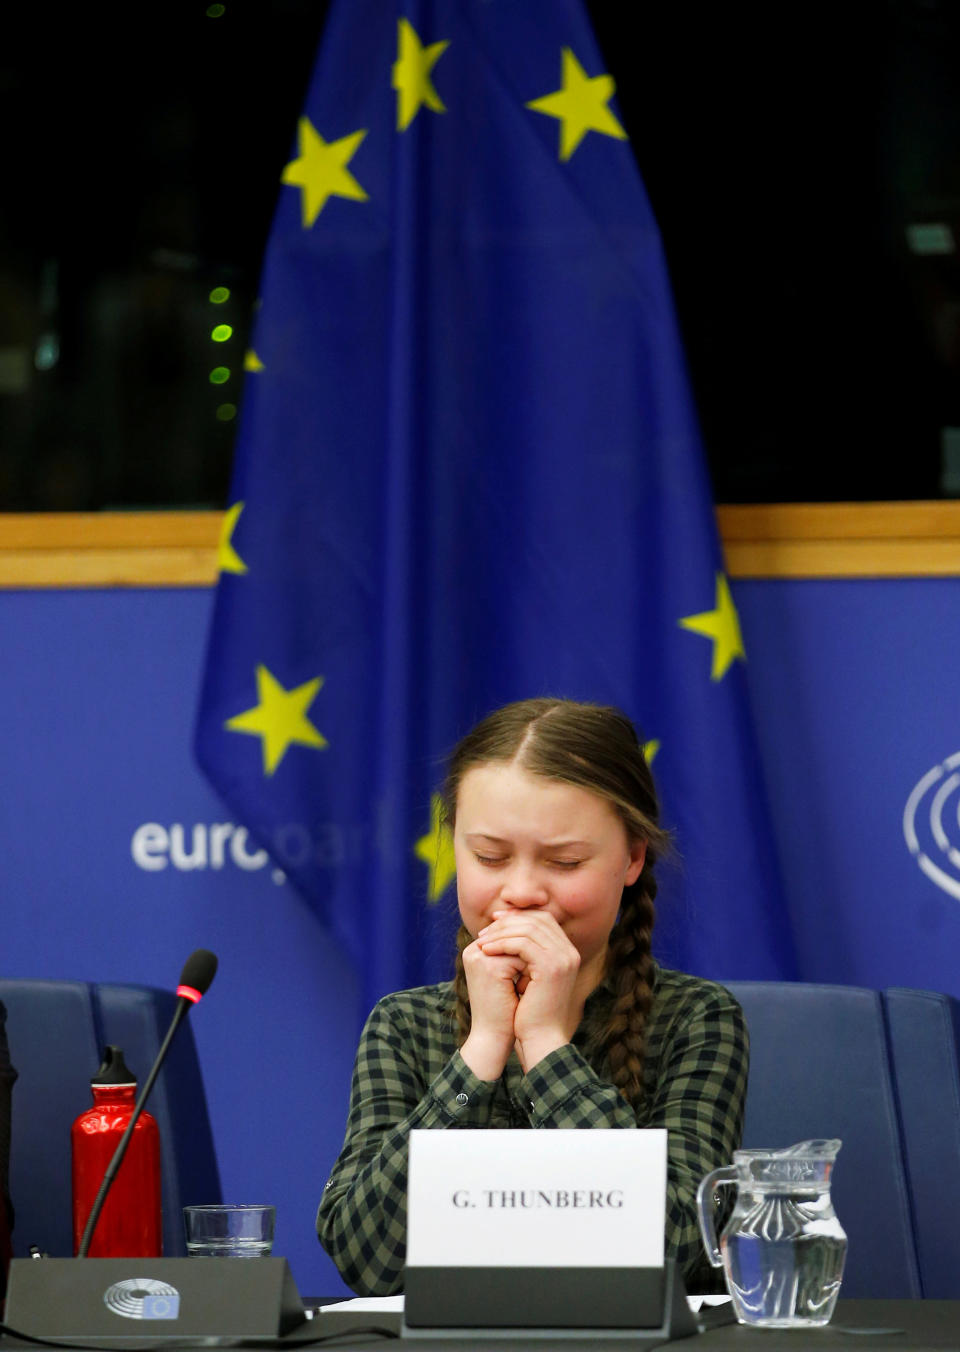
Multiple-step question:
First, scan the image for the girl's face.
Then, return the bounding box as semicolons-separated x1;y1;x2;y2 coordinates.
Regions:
453;760;646;981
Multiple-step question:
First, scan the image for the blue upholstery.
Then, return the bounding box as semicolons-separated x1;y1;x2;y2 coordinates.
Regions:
0;979;221;1258
723;981;920;1299
883;987;960;1298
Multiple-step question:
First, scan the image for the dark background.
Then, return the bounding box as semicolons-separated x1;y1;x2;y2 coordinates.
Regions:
3;0;959;510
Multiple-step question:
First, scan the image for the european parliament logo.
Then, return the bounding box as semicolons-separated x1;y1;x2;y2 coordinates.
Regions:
903;752;960;901
102;1277;180;1321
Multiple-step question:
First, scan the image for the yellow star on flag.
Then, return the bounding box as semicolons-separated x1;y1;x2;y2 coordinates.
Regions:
218;501;248;576
281;118;369;228
393;17;449;131
526;47;627;161
244;349;264;373
415;792;456;902
678;573;746;681
643;739;660;764
225;665;328;776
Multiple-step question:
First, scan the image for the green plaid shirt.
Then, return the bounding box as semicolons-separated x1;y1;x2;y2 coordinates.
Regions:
317;966;748;1295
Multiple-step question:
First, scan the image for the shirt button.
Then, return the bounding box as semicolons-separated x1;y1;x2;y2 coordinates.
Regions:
456;1092;469;1106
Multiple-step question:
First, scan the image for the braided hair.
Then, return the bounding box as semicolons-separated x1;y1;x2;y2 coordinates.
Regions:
442;697;670;1106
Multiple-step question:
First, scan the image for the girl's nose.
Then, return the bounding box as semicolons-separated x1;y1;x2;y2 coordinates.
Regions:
498;864;548;908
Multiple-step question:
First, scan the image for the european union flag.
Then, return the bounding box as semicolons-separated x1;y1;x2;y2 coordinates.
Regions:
195;0;796;1018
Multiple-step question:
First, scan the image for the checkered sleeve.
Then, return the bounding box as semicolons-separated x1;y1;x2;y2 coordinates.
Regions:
316;987;495;1295
641;977;749;1285
518;1045;638;1127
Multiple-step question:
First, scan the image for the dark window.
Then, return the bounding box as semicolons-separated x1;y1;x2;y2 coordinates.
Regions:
2;1;957;509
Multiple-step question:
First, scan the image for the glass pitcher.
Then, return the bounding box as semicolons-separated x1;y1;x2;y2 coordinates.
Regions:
696;1139;847;1328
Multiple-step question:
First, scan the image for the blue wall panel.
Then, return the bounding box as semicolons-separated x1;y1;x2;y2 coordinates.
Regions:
3;577;960;1295
737;577;960;996
0;587;358;1296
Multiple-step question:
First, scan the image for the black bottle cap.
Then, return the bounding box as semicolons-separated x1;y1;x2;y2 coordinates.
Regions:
91;1045;137;1086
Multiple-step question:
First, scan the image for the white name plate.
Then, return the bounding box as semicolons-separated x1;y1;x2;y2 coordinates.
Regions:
407;1128;666;1269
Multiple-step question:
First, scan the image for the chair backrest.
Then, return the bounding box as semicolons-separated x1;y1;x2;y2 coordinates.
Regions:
723;981;920;1299
883;987;960;1298
0;979;221;1258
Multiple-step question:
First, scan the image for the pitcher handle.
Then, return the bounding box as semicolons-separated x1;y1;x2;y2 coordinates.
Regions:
696;1165;738;1267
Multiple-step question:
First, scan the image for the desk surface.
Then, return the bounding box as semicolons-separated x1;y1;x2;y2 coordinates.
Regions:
690;1299;958;1352
300;1301;959;1352
2;1299;958;1352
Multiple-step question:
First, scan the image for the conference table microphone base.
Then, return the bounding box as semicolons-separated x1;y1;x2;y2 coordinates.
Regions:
3;1255;307;1343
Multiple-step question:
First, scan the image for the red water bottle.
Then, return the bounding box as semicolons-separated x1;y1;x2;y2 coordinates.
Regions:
71;1045;162;1257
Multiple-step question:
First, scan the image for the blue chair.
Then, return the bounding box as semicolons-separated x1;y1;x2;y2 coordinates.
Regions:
0;979;221;1259
883;987;960;1298
723;981;920;1299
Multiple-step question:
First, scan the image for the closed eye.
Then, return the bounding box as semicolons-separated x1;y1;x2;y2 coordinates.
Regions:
474;853;507;867
550;860;582;870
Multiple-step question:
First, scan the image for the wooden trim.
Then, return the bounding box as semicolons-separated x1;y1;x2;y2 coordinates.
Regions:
2;503;960;587
717;502;960;578
0;513;222;588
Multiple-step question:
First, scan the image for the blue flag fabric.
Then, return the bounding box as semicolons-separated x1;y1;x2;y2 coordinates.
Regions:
195;0;796;1019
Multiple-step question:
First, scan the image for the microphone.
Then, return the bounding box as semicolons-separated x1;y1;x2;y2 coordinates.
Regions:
175;947;219;1006
77;949;218;1258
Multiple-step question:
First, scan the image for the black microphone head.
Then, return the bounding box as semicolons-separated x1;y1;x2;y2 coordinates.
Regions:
179;948;218;997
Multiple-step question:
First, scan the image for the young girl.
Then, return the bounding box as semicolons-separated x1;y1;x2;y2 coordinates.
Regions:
317;698;748;1295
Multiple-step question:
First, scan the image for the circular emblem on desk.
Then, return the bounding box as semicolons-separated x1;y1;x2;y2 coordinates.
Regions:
103;1277;181;1320
904;751;960;901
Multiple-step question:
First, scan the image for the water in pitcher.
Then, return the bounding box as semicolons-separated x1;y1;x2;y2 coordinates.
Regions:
723;1224;847;1327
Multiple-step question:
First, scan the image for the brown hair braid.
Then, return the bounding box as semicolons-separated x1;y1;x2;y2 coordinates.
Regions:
443;697;670;1103
600;860;658;1104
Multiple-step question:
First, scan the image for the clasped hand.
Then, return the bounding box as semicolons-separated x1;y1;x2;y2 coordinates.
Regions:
460;910;583;1081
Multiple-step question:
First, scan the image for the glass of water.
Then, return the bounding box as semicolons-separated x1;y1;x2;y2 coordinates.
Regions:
183;1203;275;1258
